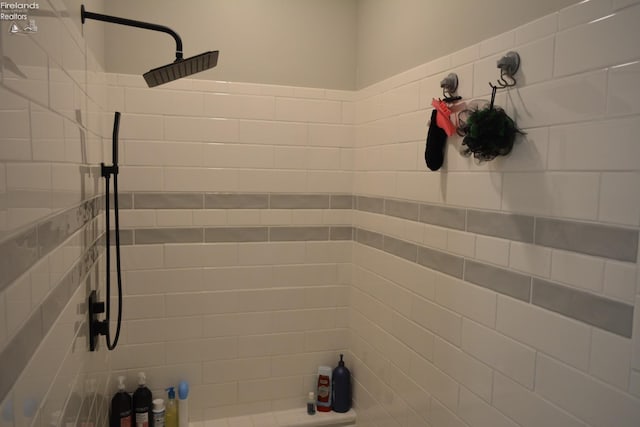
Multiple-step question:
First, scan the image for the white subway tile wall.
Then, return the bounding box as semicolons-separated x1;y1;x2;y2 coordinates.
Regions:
2;2;640;427
348;3;640;427
0;0;112;425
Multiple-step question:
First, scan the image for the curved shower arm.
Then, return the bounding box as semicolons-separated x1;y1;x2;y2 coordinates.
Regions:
81;5;184;61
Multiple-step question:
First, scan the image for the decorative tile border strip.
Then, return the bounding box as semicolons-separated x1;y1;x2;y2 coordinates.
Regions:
116;192;639;263
114;191;637;337
0;232;104;405
354;227;634;338
464;260;531;302
535;218;638;262
532;278;634;337
117;226;354;245
118;192;354;210
0;196;102;293
118;221;634;338
353;195;639;263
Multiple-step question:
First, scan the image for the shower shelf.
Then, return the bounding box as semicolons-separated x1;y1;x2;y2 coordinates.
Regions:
190;408;356;427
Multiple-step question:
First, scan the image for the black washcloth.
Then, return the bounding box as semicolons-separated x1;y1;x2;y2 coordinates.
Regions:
425;109;448;171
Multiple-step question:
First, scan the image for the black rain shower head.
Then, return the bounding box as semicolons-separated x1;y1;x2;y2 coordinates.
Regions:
144;50;219;87
81;5;219;87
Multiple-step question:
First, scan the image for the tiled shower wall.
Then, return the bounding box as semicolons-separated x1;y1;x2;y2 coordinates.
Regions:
93;1;640;425
3;2;640;427
104;3;640;424
104;76;355;420
0;2;110;427
349;2;640;427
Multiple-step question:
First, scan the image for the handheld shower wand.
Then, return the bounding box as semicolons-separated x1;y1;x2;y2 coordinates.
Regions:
80;5;219;87
88;112;123;351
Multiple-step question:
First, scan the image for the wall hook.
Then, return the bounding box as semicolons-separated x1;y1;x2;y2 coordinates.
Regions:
490;51;520;90
440;73;459;99
488;51;520;108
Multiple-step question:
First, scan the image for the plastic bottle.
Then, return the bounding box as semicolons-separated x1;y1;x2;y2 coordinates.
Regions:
177;381;189;427
165;387;178;427
152;399;164;427
316;366;332;412
306;392;316;415
111;376;132;427
132;373;153;427
331;354;352;413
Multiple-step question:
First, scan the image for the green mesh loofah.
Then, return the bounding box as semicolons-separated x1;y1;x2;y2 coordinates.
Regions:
459;106;523;161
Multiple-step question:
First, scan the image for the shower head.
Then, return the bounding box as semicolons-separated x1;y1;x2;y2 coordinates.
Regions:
81;5;219;87
143;50;219;87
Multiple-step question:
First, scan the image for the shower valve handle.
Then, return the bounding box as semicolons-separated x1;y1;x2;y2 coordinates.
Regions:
92;300;105;314
88;290;108;350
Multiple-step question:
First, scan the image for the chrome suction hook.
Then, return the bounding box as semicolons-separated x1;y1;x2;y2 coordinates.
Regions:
488;51;521;109
440;73;460;102
440;73;459;98
495;51;520;88
497;51;520;77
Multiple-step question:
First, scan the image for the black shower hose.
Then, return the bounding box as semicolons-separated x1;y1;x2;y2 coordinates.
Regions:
103;111;123;350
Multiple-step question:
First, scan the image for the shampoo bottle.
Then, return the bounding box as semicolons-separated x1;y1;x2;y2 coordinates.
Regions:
110;376;132;427
177;381;189;427
132;373;153;427
165;387;178;427
331;354;352;413
316;366;332;412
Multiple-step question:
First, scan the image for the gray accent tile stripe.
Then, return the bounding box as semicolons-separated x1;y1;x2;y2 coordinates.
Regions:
205;193;269;209
127;226;354;243
269;194;330;209
356;228;384;250
356;196;384;214
0;228;38;292
0;197;100;293
385;200;419;221
467;211;534;243
330;195;354;209
330;226;354;241
464;260;531;302
37;211;74;256
135;193;204;209
118;192;639;264
205;227;268;242
0;235;103;405
384;236;418;262
41;242;102;327
116;222;635;337
0;310;43;404
417;246;464;278
355;196;639;264
535;218;638;262
110;229;134;246
419;204;466;230
37;200;97;256
110;193;133;209
532;279;634;337
129;192;353;210
135;228;204;244
270;226;330;241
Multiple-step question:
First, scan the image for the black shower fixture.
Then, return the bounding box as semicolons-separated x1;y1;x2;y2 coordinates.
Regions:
88;112;124;352
80;5;219;87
